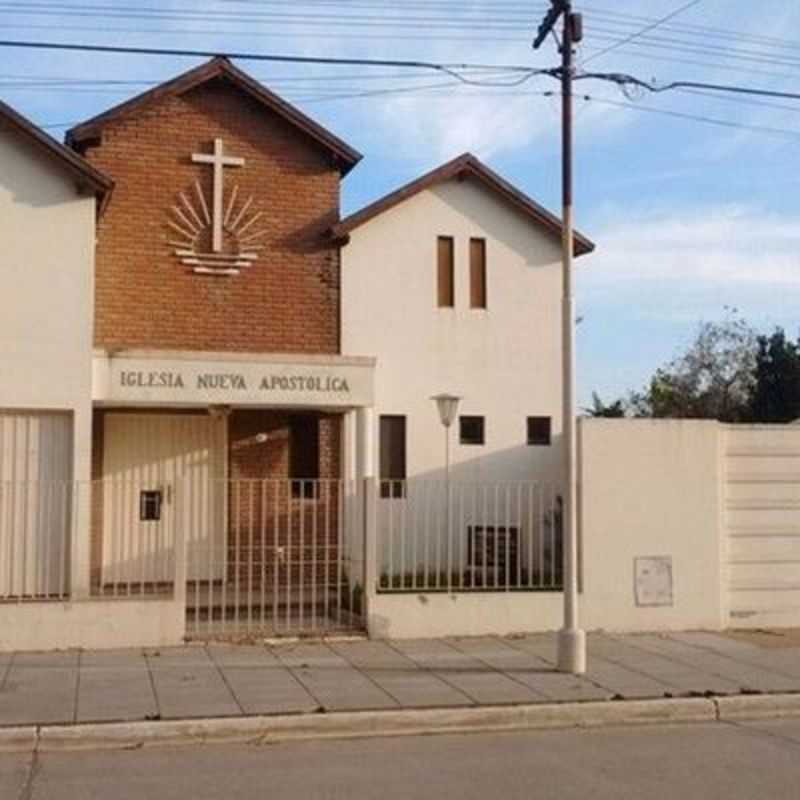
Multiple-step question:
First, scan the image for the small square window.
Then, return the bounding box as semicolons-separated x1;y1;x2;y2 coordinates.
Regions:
139;490;162;522
527;416;551;446
459;416;485;445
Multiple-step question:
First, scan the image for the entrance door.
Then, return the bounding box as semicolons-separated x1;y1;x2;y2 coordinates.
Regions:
101;413;226;585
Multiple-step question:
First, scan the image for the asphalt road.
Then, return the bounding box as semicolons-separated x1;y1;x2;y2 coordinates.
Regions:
5;719;800;799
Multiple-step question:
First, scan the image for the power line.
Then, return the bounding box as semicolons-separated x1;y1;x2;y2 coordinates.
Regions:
576;69;800;103
574;93;800;142
583;0;704;65
0;38;550;84
4;35;800;104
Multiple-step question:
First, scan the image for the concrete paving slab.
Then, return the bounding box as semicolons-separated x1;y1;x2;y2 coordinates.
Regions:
77;651;157;723
498;637;612;702
586;635;742;696
630;635;800;693
205;644;276;667
145;648;241;720
671;632;764;656
13;651;79;667
206;645;318;715
505;634;558;664
273;643;397;711
0;651;79;725
584;635;684;699
585;657;675;699
390;639;542;705
671;632;800;683
80;649;147;668
330;641;472;708
142;646;211;666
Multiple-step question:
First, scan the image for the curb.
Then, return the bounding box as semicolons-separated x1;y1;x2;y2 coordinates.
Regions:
11;698;716;753
3;693;800;754
716;693;800;722
0;727;36;754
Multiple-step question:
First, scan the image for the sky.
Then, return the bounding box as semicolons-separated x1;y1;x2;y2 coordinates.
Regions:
2;0;800;408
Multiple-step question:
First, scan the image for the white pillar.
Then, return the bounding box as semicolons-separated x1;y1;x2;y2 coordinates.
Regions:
357;406;375;479
356;407;377;631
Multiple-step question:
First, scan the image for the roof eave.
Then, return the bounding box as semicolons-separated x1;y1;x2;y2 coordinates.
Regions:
333;154;595;256
66;57;362;176
0;99;113;207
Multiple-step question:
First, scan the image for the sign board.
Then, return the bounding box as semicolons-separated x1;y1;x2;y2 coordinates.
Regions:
93;353;374;408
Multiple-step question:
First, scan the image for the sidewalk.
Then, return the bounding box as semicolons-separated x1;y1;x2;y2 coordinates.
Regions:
3;630;800;729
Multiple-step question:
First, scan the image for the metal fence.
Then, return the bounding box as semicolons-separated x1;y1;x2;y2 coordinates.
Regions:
184;478;364;637
1;476;559;626
376;480;563;593
0;481;73;601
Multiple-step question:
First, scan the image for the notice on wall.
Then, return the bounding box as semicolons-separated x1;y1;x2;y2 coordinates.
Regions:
634;556;674;607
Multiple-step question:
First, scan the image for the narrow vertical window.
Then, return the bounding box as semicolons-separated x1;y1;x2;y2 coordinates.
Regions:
437;236;454;308
470;237;487;309
379;415;406;498
290;414;320;497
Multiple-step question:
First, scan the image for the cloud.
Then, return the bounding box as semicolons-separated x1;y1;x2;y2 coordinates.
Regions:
583;205;800;291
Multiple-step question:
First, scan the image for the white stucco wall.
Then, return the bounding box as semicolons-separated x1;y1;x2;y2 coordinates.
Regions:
367;419;728;639
341;178;565;486
578;419;725;632
0;128;96;487
0;599;184;652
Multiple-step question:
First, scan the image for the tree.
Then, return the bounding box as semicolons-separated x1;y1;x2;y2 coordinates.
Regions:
631;310;758;422
584;392;626;418
749;329;800;423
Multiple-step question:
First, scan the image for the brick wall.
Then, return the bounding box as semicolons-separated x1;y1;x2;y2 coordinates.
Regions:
81;78;342;354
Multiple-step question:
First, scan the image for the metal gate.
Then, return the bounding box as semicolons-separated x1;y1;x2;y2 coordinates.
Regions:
183;478;365;638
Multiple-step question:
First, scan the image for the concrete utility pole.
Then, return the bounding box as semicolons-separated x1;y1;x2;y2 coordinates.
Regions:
534;0;586;675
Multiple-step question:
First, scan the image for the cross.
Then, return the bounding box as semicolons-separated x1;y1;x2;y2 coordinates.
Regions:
192;138;245;253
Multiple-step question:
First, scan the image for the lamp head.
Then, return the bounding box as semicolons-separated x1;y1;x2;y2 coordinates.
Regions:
431;394;461;428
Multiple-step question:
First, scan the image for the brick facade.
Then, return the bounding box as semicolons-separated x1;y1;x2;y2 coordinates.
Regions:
80;67;353;609
81;77;342;355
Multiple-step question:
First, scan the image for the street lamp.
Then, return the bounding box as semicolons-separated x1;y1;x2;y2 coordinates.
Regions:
432;394;460;590
431;393;460;476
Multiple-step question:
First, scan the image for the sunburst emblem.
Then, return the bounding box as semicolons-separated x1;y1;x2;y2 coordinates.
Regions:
168;138;266;275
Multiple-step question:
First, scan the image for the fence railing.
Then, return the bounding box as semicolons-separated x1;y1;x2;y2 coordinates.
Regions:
184;478;364;636
376;480;563;593
0;481;73;601
1;476;561;615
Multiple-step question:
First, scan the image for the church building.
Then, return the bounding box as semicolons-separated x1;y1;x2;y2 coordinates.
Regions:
0;57;592;648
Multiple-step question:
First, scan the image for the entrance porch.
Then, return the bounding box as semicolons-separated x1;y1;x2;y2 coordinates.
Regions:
91;405;369;636
87;348;377;636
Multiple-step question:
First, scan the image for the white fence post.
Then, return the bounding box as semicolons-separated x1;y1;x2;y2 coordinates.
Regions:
173;477;188;609
363;476;378;612
70;481;91;600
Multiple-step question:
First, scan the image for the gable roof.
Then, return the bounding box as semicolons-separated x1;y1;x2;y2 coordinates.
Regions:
0;98;113;211
66;57;362;175
332;152;595;256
